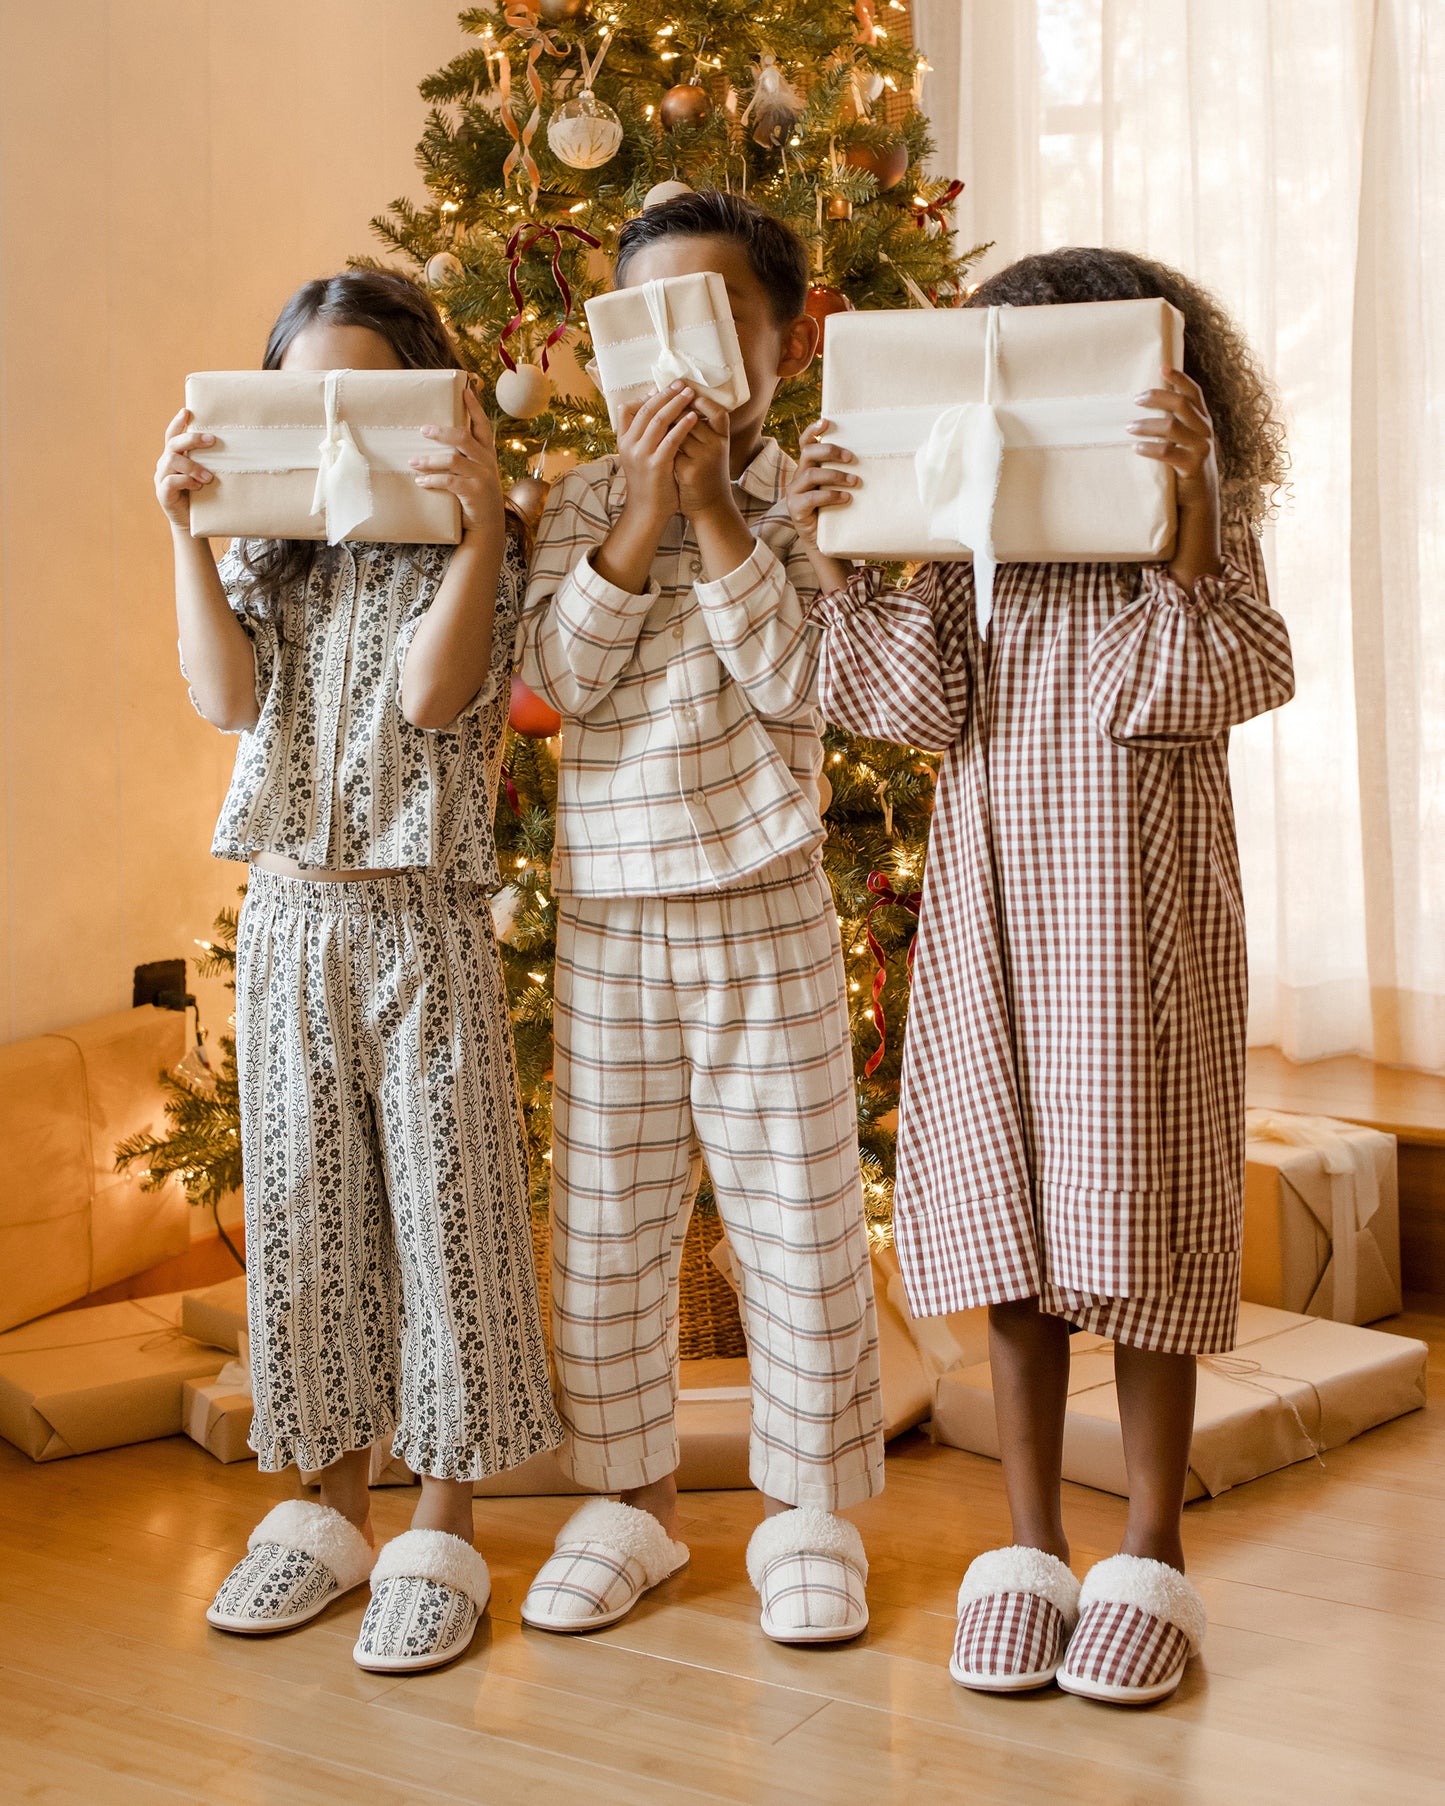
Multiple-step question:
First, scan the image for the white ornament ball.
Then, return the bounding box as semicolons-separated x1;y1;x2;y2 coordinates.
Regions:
489;885;524;947
425;251;463;287
861;71;886;103
547;89;623;170
495;363;551;420
644;179;695;209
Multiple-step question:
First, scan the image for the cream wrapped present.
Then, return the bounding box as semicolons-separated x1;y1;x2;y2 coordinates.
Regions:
1243;1112;1402;1325
817;297;1183;632
182;1338;253;1464
180;1274;248;1353
0;1292;228;1461
186;368;466;545
931;1302;1427;1501
584;272;749;432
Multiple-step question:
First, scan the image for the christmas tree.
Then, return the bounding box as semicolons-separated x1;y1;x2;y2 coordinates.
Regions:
370;0;984;1232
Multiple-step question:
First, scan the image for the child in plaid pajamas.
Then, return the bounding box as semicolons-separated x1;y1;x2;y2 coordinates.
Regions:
792;249;1293;1702
516;192;883;1646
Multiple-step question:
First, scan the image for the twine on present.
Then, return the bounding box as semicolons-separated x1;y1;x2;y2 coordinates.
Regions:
862;870;922;1077
498;220;601;373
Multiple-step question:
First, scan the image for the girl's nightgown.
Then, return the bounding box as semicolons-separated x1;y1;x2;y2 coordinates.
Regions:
815;524;1293;1354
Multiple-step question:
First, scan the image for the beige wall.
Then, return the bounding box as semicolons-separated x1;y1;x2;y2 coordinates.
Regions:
0;0;468;1044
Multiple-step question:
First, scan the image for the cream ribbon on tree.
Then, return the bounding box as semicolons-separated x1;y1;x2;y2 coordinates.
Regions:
309;370;374;545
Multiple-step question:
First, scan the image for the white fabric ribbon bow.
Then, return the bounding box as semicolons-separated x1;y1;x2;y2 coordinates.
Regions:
642;278;729;394
309;370;374;545
914;307;1006;638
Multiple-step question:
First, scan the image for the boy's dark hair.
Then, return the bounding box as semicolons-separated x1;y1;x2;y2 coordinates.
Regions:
969;247;1288;526
615;190;809;324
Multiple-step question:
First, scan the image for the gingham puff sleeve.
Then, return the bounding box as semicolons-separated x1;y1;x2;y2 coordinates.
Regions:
1089;517;1294;747
180;540;279;734
393;524;528;732
692;509;822;723
515;468;659;718
813;561;973;753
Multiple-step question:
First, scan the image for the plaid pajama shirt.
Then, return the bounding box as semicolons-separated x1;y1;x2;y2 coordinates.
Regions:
815;523;1294;1355
516;444;884;1508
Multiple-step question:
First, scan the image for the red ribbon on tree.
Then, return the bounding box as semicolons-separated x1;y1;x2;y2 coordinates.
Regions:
912;179;965;231
861;870;923;1077
498;219;601;374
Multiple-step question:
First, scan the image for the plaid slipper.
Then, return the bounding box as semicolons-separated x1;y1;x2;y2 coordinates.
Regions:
520;1499;689;1634
352;1530;491;1673
206;1500;374;1635
951;1546;1081;1692
1058;1554;1205;1705
746;1508;869;1645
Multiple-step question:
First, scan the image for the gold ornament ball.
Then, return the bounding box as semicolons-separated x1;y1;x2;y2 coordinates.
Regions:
495;363;551;421
424;251;463;287
825;193;853;221
507;474;550;527
537;0;587;21
644;178;695;209
660;83;711;130
844;137;910;191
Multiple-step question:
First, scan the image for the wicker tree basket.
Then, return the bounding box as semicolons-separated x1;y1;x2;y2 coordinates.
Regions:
530;1203;747;1360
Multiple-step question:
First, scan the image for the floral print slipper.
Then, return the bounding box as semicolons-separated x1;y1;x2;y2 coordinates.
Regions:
1058;1554;1206;1705
206;1500;375;1635
352;1529;491;1673
950;1546;1081;1692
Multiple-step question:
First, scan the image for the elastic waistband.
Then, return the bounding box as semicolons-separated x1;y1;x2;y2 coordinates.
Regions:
243;866;483;917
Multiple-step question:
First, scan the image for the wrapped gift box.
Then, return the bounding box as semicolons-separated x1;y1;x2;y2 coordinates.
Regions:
182;1358;253;1464
817;297;1182;565
932;1301;1427;1501
181;1275;248;1353
585;272;749;433
0;1006;189;1332
0;1293;228;1461
1244;1112;1402;1325
186;368;466;545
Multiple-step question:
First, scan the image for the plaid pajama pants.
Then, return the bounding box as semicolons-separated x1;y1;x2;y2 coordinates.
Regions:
235;868;562;1481
550;865;885;1511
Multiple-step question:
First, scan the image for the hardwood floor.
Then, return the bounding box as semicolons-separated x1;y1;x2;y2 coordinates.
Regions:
2;1303;1443;1805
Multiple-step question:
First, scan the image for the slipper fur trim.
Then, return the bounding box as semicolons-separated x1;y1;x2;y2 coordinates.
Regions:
552;1499;687;1588
1078;1554;1206;1652
247;1500;374;1593
956;1546;1080;1631
745;1508;868;1592
370;1530;491;1612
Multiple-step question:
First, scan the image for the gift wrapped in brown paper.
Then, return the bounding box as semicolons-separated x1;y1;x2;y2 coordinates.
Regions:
182;1370;253;1464
186;368;466;545
931;1301;1427;1501
817;298;1183;632
180;1275;248;1353
0;1293;228;1462
584;272;749;433
1244;1111;1402;1325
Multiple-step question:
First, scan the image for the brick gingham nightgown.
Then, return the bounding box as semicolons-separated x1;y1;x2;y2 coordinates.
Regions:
815;523;1294;1354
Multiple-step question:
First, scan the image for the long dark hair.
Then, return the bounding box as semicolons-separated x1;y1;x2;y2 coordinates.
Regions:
239;269;497;610
968;248;1288;526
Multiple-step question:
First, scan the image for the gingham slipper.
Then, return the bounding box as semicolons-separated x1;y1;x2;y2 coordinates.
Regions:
1058;1554;1205;1705
520;1499;689;1634
352;1530;491;1673
950;1546;1080;1692
206;1500;374;1635
746;1508;869;1645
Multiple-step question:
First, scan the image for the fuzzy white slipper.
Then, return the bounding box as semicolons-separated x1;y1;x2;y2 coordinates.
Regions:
746;1508;869;1646
352;1529;491;1673
950;1546;1081;1692
1058;1554;1205;1705
520;1499;689;1634
206;1501;375;1635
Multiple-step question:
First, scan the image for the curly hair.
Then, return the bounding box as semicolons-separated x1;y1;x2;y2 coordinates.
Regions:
968;248;1288;526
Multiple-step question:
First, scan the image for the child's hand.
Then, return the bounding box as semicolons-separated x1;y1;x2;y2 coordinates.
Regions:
410;385;506;539
1130;368;1222;587
615;383;698;525
155;408;216;529
673;390;735;521
787;419;859;551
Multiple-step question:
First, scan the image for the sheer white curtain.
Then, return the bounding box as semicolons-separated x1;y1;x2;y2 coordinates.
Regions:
916;0;1444;1070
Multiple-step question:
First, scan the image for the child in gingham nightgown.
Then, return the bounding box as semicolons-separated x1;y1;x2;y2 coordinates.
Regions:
788;248;1293;1705
156;270;561;1675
